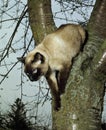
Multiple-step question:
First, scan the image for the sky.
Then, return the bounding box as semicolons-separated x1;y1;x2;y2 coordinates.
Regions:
0;0;106;123
0;1;52;125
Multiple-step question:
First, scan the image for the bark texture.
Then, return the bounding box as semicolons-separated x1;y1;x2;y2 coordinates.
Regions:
28;0;56;44
52;0;106;130
27;0;106;130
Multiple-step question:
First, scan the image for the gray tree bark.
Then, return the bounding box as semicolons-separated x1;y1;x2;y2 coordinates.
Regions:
52;0;106;129
28;0;106;129
28;0;56;44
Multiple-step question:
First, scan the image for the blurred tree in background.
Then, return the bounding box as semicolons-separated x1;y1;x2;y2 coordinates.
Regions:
0;0;106;130
0;98;50;130
6;98;32;130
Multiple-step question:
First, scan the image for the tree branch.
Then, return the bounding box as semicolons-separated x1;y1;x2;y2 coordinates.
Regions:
28;0;56;44
0;5;28;63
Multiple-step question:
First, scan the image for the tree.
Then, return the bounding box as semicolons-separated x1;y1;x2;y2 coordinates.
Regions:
0;113;5;129
6;98;32;130
28;0;106;130
0;0;106;130
0;98;50;130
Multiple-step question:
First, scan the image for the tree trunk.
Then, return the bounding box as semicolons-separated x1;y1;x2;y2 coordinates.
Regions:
52;0;106;129
27;0;106;130
28;0;56;45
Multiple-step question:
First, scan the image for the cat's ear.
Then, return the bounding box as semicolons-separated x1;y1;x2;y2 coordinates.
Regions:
34;52;45;63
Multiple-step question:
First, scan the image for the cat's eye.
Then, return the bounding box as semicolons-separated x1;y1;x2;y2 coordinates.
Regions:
33;69;37;74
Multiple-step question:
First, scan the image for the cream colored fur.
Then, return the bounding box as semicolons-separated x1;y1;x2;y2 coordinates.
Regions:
20;24;86;110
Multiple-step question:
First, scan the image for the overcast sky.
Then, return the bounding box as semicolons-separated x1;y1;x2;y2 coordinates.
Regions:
0;0;106;122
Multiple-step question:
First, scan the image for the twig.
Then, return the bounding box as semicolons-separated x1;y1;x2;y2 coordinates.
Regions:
0;5;28;63
0;61;18;84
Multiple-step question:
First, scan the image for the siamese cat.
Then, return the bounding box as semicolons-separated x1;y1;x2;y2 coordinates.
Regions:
18;24;86;110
